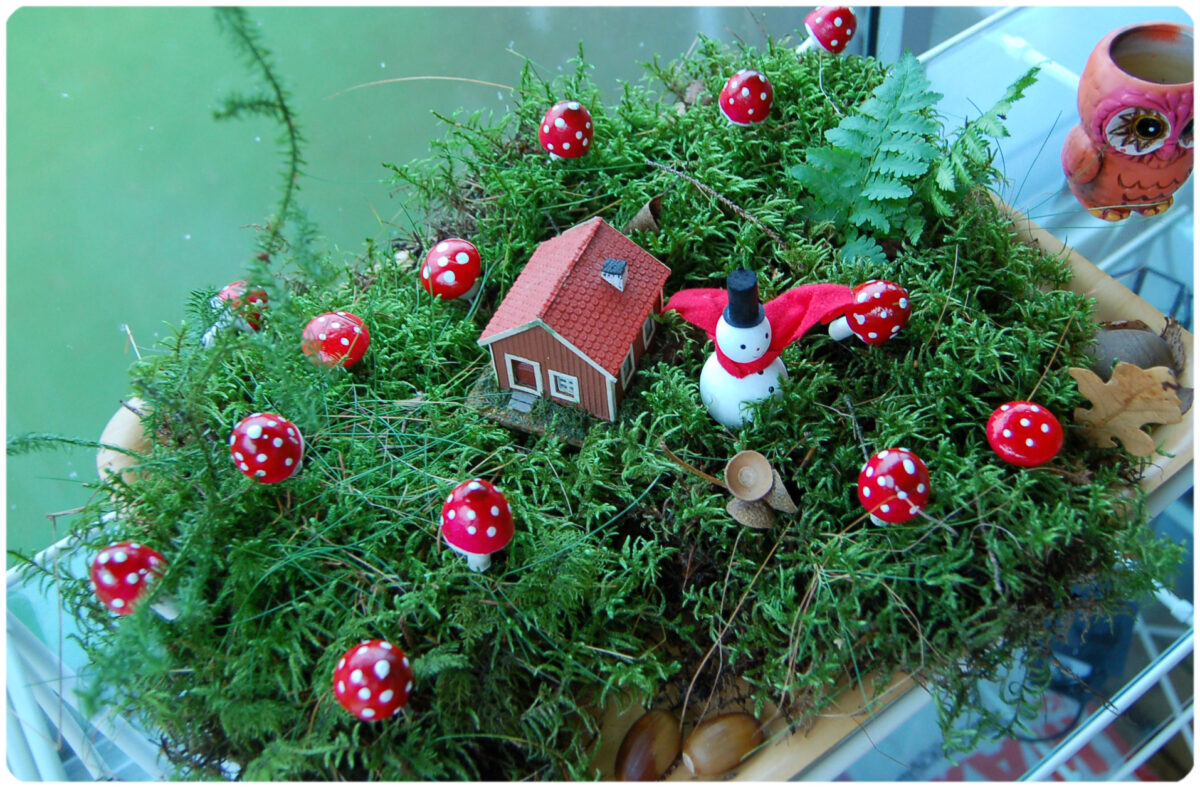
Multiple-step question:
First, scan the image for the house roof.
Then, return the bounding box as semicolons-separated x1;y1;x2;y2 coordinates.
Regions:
478;217;671;376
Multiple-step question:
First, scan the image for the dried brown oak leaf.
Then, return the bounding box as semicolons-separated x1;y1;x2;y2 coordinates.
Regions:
1069;362;1183;456
1161;316;1188;378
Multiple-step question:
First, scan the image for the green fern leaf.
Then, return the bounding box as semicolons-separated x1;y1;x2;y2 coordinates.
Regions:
927;186;955;217
838;231;888;264
934;159;958;192
849;202;891;233
791;51;944;244
902;213;926;245
861;177;913;201
875;151;932;178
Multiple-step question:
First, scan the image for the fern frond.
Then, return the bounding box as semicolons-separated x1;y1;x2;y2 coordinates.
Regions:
789;52;943;247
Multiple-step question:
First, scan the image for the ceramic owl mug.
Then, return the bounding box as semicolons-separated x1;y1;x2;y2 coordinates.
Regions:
1062;22;1194;221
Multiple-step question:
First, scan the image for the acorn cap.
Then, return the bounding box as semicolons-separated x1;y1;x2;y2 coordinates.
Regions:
723;268;764;328
726;498;775;529
725;450;773;501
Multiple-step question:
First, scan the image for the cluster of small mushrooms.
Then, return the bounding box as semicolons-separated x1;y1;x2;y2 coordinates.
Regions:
91;265;519;724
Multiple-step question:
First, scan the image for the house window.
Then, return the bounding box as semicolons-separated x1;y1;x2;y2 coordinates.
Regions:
642;314;655;346
620;346;635;388
549;370;580;403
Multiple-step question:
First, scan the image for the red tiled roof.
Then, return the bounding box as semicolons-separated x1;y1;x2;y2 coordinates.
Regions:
478;217;671;376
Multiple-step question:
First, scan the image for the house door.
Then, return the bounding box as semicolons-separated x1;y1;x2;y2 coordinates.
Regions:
513;361;538;389
505;355;542;395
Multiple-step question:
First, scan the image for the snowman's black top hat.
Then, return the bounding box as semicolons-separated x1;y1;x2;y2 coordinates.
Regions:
723;267;764;328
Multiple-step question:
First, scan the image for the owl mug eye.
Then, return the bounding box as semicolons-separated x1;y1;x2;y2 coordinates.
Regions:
1180;118;1194;150
1105;107;1171;155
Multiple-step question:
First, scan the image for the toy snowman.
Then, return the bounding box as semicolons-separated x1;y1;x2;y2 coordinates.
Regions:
666;268;855;429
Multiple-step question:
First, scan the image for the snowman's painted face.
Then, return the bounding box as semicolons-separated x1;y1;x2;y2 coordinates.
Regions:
716;315;771;363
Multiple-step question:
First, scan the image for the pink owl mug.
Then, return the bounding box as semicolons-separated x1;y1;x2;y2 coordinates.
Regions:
1062;22;1193;220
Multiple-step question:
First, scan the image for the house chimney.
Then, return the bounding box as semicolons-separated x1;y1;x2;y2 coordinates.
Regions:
601;257;627;292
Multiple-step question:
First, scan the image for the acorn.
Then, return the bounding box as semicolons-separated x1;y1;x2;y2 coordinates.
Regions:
680;712;764;776
615;709;681;781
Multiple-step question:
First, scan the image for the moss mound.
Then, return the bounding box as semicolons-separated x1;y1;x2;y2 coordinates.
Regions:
12;13;1184;781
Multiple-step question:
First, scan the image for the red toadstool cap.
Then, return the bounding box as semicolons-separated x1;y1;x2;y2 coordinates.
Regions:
804;6;858;54
718;69;774;126
229;412;304;484
832;280;910;345
216;280;269;331
421;239;482;300
302;311;370;368
986;401;1064;467
440;478;515;572
89;541;167;615
857;448;930;525
538;101;594;159
332;639;414;722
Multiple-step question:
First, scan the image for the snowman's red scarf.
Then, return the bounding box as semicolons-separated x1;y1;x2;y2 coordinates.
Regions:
664;283;854;378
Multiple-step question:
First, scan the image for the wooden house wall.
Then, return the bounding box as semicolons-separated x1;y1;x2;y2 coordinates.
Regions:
488;327;613;420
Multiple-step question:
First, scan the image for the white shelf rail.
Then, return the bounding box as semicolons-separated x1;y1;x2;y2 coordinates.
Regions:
1022;627;1194;781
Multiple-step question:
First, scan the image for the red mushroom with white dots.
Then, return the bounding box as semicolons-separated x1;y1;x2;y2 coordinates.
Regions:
228;412;304;484
440;478;515;572
797;6;858;54
829;280;910;346
421;238;483;301
90;541;178;619
302;311;370;368
538;100;594;160
857;448;930;526
201;280;269;347
718;69;774;126
332;639;414;722
986;401;1064;467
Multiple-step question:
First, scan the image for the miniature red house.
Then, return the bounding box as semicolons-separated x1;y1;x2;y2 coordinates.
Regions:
478;217;671;421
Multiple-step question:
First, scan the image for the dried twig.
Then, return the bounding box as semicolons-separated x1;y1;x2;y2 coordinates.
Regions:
645;158;788;249
658;441;726;488
1026;312;1078;401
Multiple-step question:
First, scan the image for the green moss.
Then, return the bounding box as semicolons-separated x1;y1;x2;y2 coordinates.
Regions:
8;12;1185;781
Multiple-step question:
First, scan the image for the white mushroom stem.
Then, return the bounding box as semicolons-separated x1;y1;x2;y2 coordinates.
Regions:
464;552;491;572
869;514;888;527
828;315;854;341
200;299;253;348
448;542;492;572
150;594;180;621
457;280;481;302
796;36;818;53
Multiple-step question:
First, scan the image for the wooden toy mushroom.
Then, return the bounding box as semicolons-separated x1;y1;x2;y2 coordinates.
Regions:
420;238;482;301
828;280;911;345
90;541;177;619
440;479;515;571
200;280;268;347
302;311;370;368
986;401;1064;467
797;6;858;54
857;447;930;525
538;100;593;160
228;412;304;484
331;639;414;722
718;69;774;125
